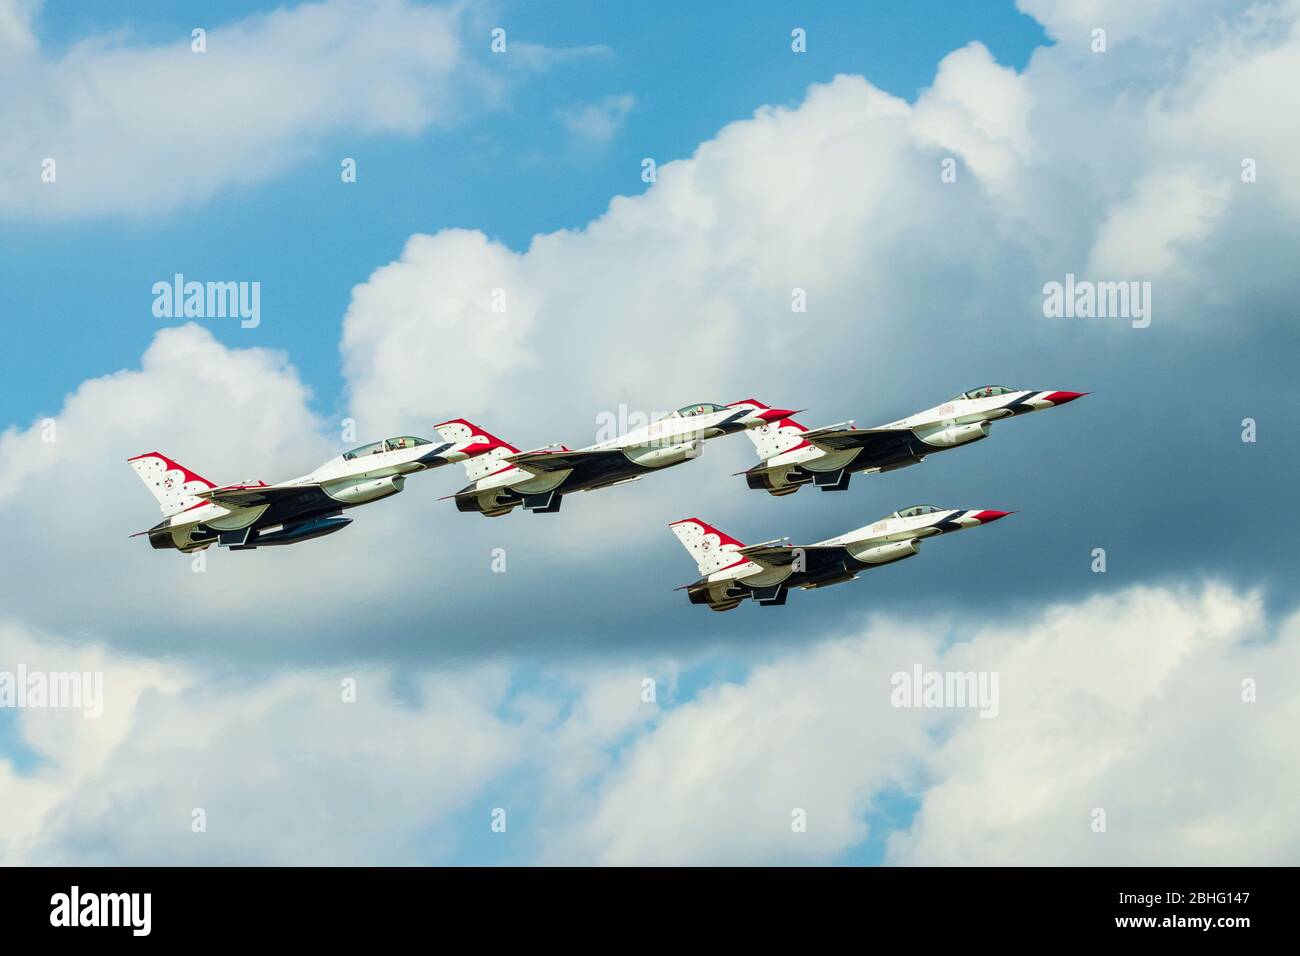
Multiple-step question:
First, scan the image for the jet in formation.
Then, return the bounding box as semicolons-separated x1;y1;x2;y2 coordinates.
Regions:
129;400;796;547
741;387;1086;496
437;400;795;517
670;506;1013;611
129;430;494;552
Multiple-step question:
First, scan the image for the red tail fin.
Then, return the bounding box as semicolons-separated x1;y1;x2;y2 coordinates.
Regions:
434;419;519;480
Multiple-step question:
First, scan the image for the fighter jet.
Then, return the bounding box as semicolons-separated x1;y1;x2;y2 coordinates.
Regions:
670;506;1013;611
741;387;1087;496
439;400;797;516
129;430;494;552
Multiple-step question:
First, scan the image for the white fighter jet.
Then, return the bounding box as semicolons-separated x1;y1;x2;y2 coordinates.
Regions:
438;400;797;516
670;506;1013;610
741;387;1087;495
129;430;494;552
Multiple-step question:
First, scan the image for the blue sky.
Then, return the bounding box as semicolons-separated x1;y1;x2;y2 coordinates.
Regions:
2;0;1298;866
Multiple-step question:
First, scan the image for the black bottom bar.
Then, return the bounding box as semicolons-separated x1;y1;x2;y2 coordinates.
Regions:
0;866;1289;942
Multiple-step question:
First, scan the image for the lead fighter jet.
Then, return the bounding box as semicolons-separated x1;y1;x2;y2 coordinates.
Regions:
742;387;1086;495
670;506;1012;611
439;400;796;516
129;429;494;552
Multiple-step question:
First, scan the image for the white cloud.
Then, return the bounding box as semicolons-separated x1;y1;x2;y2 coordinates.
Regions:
539;627;937;864
0;621;529;864
910;42;1032;191
0;0;37;54
558;93;635;146
5;582;1295;864
0;0;472;217
1018;0;1260;46
1088;169;1229;276
0;616;676;864
341;229;537;432
0;620;185;864
542;582;1300;865
338;3;1300;442
887;583;1298;864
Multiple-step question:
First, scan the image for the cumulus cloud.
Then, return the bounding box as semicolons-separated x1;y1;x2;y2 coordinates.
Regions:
547;583;1300;864
0;621;531;864
341;229;538;431
340;5;1300;437
1;615;673;864
5;582;1295;864
1088;169;1230;276
887;583;1299;864
0;0;476;217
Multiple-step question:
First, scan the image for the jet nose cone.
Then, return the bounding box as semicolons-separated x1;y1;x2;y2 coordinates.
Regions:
758;407;800;422
972;510;1014;524
1044;391;1088;406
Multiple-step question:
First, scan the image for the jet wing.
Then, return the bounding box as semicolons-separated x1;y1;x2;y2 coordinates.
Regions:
504;447;627;475
735;536;789;555
194;483;308;508
734;542;848;567
799;425;916;454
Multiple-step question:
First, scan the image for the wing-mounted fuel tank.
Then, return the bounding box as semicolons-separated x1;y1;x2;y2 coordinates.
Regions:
913;421;991;448
323;475;405;505
623;439;702;468
844;537;921;565
251;515;353;547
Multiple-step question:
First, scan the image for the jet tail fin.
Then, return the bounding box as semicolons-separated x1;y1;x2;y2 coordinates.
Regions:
434;419;519;481
669;517;748;576
738;402;811;460
128;452;216;517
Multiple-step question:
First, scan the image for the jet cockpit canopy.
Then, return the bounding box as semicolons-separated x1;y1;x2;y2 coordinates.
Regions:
342;436;432;460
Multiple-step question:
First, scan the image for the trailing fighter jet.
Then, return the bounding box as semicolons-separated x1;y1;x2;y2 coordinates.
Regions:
439;400;796;516
741;387;1087;496
129;430;494;552
670;506;1013;611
